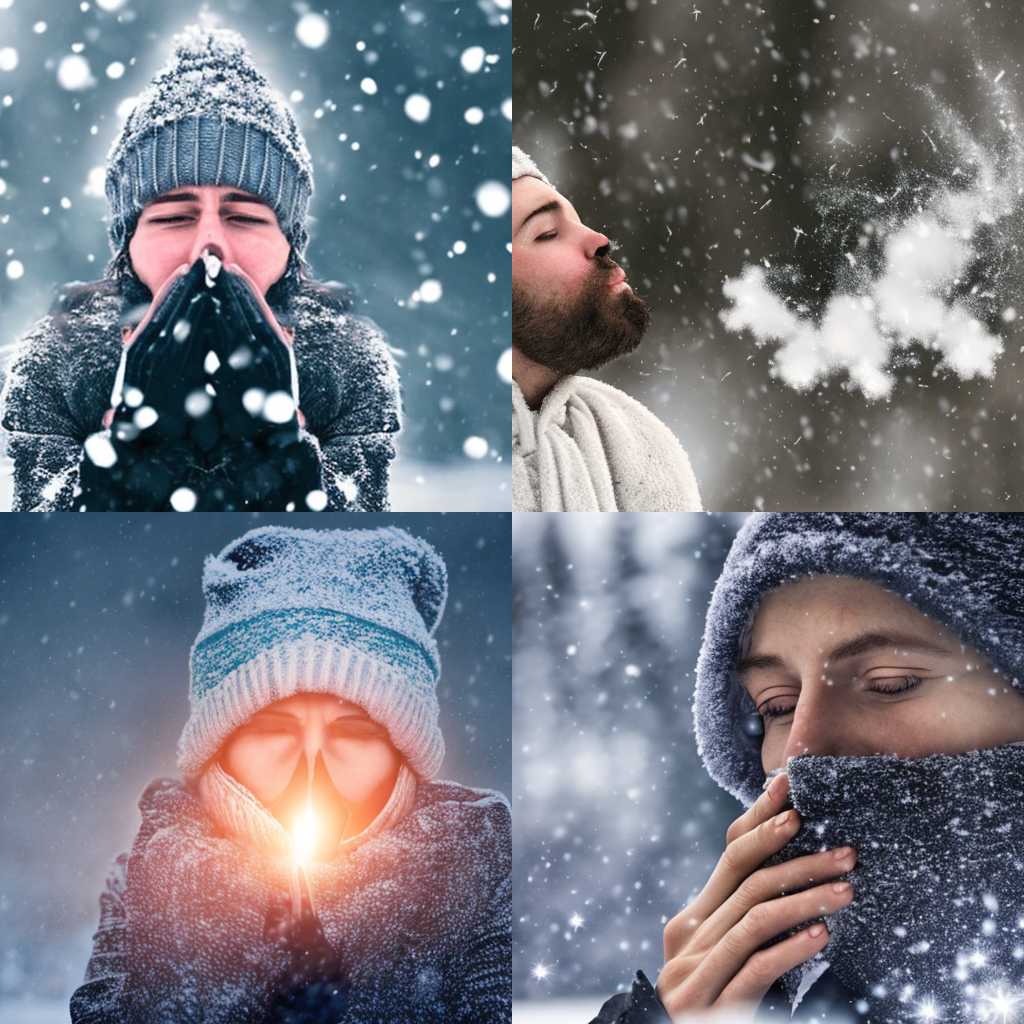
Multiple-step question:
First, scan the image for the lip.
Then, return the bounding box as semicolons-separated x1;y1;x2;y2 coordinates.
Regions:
607;268;627;287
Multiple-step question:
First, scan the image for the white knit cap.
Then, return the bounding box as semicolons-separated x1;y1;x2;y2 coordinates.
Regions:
177;526;447;782
512;145;551;186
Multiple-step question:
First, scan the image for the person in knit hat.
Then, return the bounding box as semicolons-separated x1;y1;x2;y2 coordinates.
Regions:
511;144;702;512
0;25;401;512
590;513;1024;1024
70;525;511;1024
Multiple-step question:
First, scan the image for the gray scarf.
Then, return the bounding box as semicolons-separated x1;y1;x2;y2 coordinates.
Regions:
766;742;1024;1024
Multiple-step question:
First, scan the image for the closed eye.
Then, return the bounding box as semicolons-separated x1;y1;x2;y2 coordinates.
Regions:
148;215;269;225
758;674;926;721
535;231;557;241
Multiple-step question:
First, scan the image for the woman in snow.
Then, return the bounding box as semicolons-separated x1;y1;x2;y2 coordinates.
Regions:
0;25;401;512
593;513;1024;1023
69;525;511;1024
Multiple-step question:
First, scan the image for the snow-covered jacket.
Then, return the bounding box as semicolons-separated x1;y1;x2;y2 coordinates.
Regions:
589;968;858;1022
0;278;401;511
512;376;703;512
70;775;511;1024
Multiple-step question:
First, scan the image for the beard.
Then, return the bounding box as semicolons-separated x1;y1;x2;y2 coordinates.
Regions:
512;254;651;375
762;742;1024;1023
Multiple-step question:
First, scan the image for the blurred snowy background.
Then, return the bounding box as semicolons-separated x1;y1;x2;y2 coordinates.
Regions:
514;0;1024;511
513;513;746;1020
0;0;511;512
0;512;511;1021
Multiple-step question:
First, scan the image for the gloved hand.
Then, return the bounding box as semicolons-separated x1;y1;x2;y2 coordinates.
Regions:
192;265;325;511
121;779;298;1024
78;258;216;510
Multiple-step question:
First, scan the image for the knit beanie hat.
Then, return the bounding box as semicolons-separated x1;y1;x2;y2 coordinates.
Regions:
105;24;314;262
177;526;447;782
693;513;1024;807
513;145;552;186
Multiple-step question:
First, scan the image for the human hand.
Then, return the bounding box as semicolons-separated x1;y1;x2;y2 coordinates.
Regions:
121;780;296;1021
655;773;856;1020
203;263;300;442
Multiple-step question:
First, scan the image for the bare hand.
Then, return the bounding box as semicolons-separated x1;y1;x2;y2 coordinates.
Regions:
655;773;856;1020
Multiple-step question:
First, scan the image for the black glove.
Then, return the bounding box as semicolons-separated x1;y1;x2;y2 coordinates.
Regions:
192;267;325;511
78;259;215;510
206;267;296;442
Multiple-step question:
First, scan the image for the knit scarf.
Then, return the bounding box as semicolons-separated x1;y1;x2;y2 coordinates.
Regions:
511;376;702;512
197;760;418;861
766;742;1024;1024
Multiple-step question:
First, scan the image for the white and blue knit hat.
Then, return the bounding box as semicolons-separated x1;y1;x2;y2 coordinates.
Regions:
177;526;447;782
105;24;314;259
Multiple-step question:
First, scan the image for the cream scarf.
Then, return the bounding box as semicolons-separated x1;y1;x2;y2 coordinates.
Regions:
197;760;419;861
512;375;703;512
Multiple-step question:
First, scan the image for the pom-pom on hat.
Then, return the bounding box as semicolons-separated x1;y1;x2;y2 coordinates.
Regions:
177;526;448;782
693;513;1024;808
105;24;314;259
513;145;552;186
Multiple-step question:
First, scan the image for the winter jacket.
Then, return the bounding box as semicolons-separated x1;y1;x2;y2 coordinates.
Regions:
0;278;401;511
590;967;859;1022
70;775;511;1024
512;376;703;512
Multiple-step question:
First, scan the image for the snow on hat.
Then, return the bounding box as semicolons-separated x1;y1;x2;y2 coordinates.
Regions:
694;513;1024;808
177;526;447;782
105;24;314;259
513;145;552;186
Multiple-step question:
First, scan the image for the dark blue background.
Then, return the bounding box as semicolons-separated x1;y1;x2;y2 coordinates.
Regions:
0;512;511;1006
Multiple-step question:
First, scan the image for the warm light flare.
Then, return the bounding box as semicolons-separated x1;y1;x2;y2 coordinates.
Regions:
292;799;318;866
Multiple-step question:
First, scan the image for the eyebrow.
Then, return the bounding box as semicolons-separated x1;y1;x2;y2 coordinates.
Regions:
145;191;272;209
250;708;370;723
515;199;562;236
737;630;953;675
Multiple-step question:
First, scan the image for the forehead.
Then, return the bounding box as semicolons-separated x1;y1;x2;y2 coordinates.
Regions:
748;575;951;649
256;694;366;716
145;185;266;205
511;176;575;224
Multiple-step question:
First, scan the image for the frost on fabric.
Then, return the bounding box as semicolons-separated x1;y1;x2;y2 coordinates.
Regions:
71;777;511;1024
0;279;402;511
105;25;314;192
762;745;1024;1024
719;77;1023;399
693;512;1024;809
198;525;447;648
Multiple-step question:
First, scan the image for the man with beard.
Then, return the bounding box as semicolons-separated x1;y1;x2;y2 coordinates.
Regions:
511;146;702;512
591;513;1024;1024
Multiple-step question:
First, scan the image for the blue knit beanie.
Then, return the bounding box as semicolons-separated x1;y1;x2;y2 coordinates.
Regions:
177;526;447;782
105;24;314;261
694;513;1024;808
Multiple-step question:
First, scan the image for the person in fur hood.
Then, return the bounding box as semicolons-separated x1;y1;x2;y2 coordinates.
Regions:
511;145;702;512
592;513;1024;1024
0;25;401;512
69;525;511;1024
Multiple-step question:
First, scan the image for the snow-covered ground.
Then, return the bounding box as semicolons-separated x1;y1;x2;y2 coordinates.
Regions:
514;998;603;1023
0;1000;68;1024
0;456;510;512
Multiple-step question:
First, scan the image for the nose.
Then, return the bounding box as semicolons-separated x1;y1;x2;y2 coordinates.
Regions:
583;225;610;260
779;682;844;763
187;209;231;268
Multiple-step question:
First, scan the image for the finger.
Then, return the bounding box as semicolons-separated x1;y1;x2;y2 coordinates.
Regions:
726;772;791;847
224;261;292;345
686;803;801;924
713;922;831;1009
685;880;853;1004
221;272;292;385
693;845;856;952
